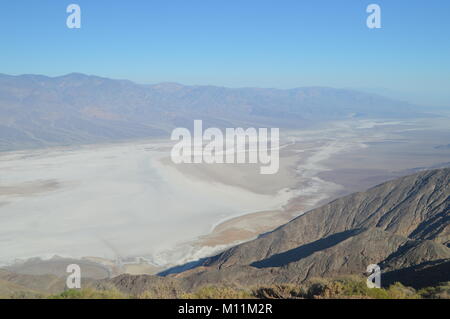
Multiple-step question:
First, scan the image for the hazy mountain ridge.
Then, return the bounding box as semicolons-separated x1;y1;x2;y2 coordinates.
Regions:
0;73;425;151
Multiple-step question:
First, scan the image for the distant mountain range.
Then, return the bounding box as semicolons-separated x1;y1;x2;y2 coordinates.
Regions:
0;73;426;151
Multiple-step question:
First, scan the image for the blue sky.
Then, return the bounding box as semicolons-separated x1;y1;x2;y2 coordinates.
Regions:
1;0;449;106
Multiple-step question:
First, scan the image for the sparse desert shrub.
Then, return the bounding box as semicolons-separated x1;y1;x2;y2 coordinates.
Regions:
137;290;157;299
306;282;328;298
5;291;45;299
385;282;419;299
419;282;450;299
301;278;362;298
50;288;128;299
253;284;305;299
36;278;449;299
315;279;420;299
136;286;180;299
330;278;387;299
182;286;253;299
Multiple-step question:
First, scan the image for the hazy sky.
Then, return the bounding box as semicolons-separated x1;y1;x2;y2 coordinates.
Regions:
1;0;449;106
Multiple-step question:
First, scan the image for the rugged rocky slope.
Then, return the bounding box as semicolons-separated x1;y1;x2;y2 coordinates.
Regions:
0;269;66;297
203;168;449;270
1;169;449;296
94;168;449;295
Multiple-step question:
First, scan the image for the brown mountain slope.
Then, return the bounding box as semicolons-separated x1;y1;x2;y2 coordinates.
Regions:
0;269;66;297
100;168;448;294
2;169;448;295
97;168;448;293
203;168;449;270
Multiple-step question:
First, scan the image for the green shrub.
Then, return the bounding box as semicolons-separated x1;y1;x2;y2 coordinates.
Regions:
419;282;450;299
253;284;305;299
50;288;128;299
386;282;419;299
182;286;253;299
